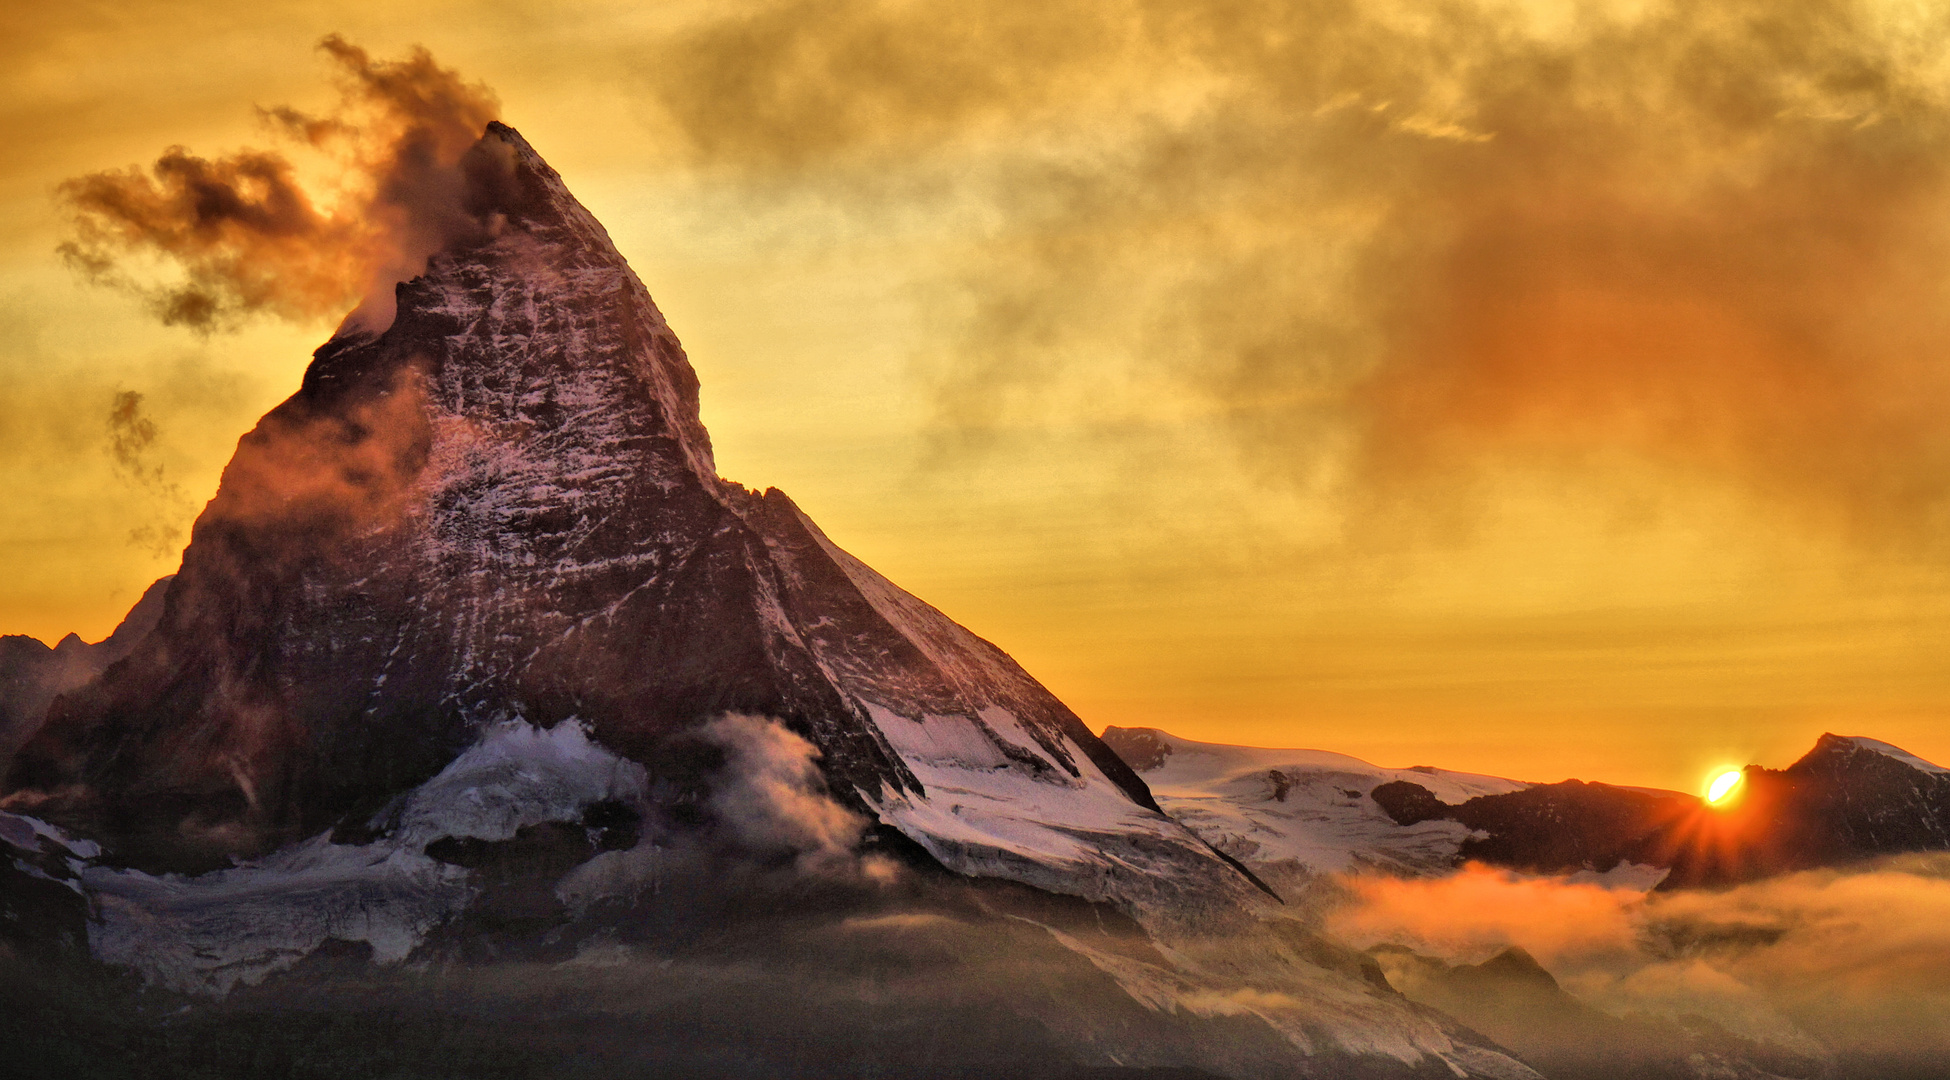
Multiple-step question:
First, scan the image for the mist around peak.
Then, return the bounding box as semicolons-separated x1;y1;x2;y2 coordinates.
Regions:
56;36;500;335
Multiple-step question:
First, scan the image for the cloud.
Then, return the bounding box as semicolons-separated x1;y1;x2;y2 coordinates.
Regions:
1327;856;1950;1062
198;367;432;539
56;35;499;334
697;713;892;879
636;0;1950;543
106;390;162;482
105;389;192;555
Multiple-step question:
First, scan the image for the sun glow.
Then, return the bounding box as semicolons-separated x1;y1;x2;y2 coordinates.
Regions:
1706;769;1744;804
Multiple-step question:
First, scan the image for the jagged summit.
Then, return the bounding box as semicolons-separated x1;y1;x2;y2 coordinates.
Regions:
3;124;1167;886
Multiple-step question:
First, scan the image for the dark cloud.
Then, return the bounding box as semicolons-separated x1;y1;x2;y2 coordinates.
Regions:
105;389;190;555
56;36;499;334
106;390;160;481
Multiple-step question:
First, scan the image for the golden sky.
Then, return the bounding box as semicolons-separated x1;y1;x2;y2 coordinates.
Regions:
7;0;1950;791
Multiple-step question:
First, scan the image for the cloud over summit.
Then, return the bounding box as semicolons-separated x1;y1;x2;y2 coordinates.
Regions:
57;36;498;334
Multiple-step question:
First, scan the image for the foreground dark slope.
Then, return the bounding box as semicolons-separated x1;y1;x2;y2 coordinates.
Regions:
2;123;1152;874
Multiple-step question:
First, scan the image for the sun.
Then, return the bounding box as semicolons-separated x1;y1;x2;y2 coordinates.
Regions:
1706;769;1744;804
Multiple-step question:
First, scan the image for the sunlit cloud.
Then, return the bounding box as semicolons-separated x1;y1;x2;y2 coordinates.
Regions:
56;36;499;334
638;0;1950;542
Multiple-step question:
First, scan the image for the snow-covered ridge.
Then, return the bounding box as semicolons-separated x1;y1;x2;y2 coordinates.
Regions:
861;703;1270;924
1102;727;1529;877
1834;735;1949;775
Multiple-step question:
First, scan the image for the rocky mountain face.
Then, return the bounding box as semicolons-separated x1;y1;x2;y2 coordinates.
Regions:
1666;733;1950;886
0;577;169;767
1369;777;1698;876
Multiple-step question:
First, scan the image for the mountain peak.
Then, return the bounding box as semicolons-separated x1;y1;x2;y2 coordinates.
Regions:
4;127;1201;918
310;121;717;486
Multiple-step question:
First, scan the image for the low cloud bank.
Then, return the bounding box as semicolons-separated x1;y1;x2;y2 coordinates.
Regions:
1328;856;1950;1064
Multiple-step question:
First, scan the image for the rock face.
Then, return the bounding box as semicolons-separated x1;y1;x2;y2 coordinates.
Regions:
1664;733;1950;886
1370;777;1698;876
1;123;1164;886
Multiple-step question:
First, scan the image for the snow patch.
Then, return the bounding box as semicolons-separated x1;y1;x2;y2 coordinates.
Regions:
83;837;473;996
0;810;102;859
862;712;1271;927
79;719;644;996
1115;729;1528;877
387;718;647;849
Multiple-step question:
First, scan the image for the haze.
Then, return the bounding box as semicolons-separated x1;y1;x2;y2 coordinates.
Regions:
6;0;1950;792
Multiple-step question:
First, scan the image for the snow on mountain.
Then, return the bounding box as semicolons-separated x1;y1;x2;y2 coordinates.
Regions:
1836;735;1950;776
1101;726;1529;879
5;720;1544;1079
68;720;648;995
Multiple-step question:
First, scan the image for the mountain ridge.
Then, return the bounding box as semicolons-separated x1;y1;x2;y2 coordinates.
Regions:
1101;725;1950;888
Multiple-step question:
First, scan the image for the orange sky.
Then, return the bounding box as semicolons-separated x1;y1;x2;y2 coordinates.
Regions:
6;0;1950;791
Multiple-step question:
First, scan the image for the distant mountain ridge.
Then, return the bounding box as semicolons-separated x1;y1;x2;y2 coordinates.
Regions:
0;576;170;766
1104;726;1950;887
1373;733;1950;886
